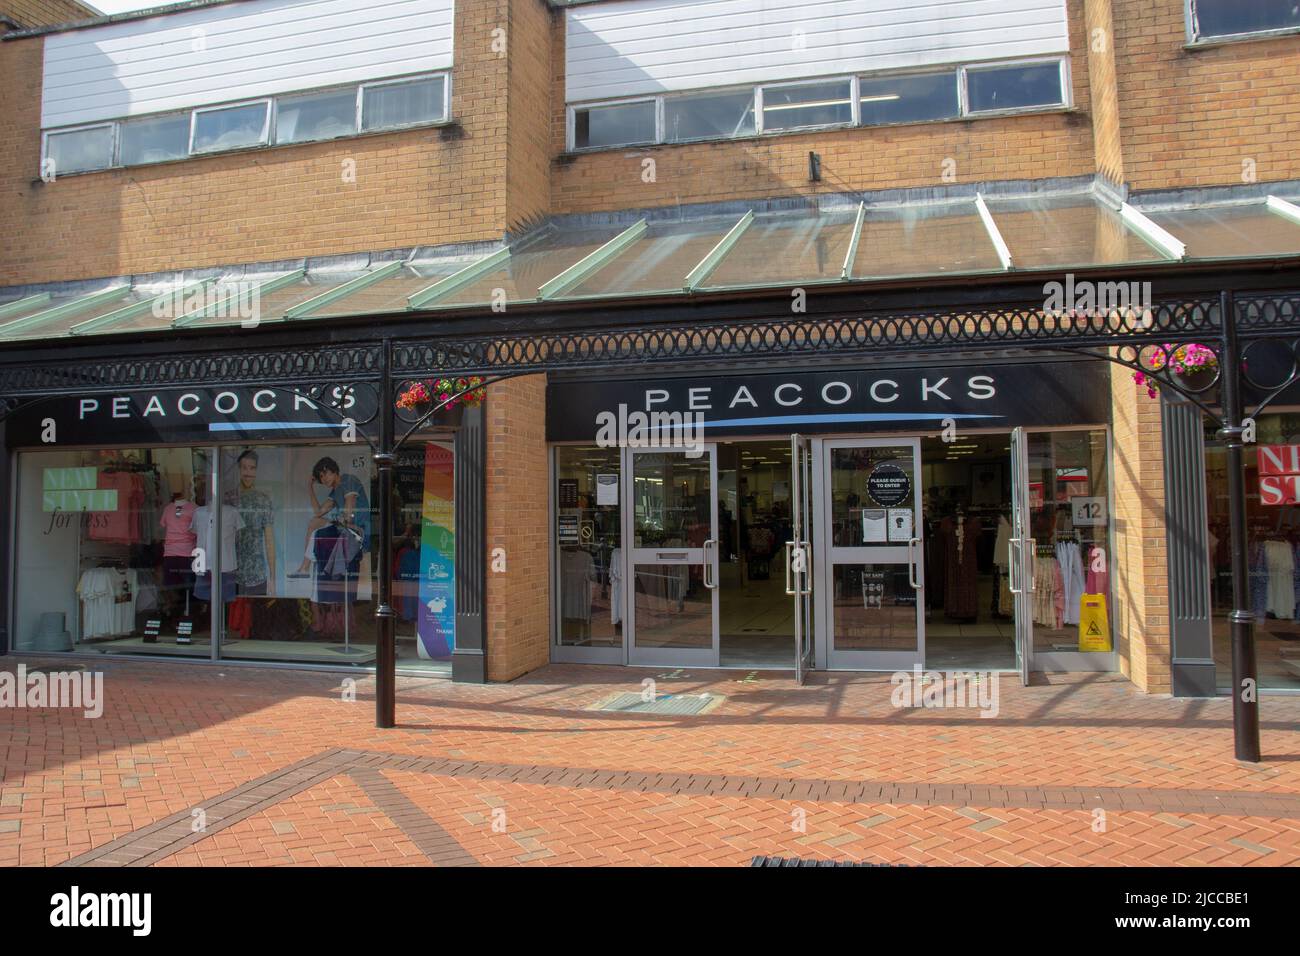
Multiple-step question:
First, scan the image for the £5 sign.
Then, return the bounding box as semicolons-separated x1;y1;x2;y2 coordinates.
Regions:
1258;445;1300;504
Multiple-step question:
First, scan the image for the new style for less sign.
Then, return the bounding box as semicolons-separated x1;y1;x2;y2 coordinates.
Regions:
1258;445;1300;504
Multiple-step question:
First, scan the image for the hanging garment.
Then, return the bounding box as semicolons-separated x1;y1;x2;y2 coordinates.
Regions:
1055;541;1086;625
160;499;198;557
226;597;253;640
1264;539;1295;619
943;515;980;620
993;516;1012;569
610;547;624;627
926;519;947;611
1032;556;1065;630
560;549;596;622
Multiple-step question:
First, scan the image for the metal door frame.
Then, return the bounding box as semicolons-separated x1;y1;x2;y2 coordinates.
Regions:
816;436;925;671
624;444;720;666
787;434;814;683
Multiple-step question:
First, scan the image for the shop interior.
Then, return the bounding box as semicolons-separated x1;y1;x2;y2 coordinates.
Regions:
1206;412;1300;690
14;443;454;674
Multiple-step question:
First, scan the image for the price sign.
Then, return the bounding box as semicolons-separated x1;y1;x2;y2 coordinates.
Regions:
1072;497;1107;527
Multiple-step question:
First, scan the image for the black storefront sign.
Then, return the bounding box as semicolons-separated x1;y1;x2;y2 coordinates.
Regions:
4;386;380;447
546;361;1110;441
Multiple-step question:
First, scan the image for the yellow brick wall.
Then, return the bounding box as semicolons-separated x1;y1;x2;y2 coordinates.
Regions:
1111;0;1300;189
1084;0;1125;185
0;0;93;29
1110;358;1172;693
505;0;553;231
484;374;551;681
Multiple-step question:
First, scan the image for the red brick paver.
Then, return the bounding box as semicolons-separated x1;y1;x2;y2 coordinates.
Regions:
1;659;1297;866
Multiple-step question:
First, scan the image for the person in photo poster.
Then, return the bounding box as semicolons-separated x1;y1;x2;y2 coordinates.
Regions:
292;456;371;575
233;449;276;596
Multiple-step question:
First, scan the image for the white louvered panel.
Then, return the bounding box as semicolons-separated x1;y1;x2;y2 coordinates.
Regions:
42;0;455;128
566;0;1069;103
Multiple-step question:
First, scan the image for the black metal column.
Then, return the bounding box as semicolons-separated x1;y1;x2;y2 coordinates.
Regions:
1218;290;1261;761
374;339;396;728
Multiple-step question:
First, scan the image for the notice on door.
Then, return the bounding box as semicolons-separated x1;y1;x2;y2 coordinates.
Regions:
866;463;911;508
596;473;618;506
862;508;887;543
887;508;913;542
862;570;885;609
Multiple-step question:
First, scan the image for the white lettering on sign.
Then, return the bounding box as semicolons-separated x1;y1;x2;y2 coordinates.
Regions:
774;384;802;407
869;380;899;403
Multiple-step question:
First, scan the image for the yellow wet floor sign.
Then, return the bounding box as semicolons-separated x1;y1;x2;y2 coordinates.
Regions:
1078;594;1111;652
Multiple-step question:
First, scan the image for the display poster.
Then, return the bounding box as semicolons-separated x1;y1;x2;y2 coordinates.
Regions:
887;508;914;542
596;474;619;506
417;442;455;660
862;570;885;609
219;444;373;602
861;509;887;543
558;479;579;508
558;514;580;544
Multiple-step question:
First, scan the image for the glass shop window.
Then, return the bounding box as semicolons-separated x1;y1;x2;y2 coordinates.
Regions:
554;446;623;648
14;447;215;659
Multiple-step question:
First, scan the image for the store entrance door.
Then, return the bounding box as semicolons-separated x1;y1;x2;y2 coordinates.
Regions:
626;446;719;666
788;434;814;683
821;438;925;670
1009;426;1035;684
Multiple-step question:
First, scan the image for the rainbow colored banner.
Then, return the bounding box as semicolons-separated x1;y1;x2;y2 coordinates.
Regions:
417;442;455;659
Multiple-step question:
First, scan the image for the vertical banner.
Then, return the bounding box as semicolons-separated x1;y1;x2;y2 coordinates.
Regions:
417;442;455;659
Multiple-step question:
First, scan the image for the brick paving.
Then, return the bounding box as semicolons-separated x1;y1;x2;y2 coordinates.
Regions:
1;658;1298;866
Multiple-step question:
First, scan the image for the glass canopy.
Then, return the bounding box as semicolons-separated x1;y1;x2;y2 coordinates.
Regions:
4;192;1300;343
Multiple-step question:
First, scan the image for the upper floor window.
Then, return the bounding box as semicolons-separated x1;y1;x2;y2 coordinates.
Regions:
39;72;450;178
1190;0;1300;41
567;57;1068;152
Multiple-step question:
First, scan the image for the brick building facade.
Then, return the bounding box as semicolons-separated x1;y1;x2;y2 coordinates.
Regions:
1;0;1298;699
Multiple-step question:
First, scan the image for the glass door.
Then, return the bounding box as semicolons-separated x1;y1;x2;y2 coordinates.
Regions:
787;434;814;683
823;438;924;670
626;447;719;666
1009;426;1034;684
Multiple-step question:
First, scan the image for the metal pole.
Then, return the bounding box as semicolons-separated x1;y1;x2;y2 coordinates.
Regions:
1218;289;1261;762
375;338;396;728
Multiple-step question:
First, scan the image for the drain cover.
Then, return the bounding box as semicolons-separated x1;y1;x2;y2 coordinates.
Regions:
588;692;722;715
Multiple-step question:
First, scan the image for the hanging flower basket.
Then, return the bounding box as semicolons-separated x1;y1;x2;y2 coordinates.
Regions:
395;376;487;422
1133;343;1218;399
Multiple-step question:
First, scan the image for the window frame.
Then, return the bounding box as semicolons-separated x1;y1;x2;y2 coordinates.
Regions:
188;98;273;155
856;65;963;129
756;75;858;135
660;83;759;144
1186;0;1300;44
272;83;362;146
567;95;661;151
41;121;117;176
116;110;193;168
960;56;1071;118
358;72;452;134
564;55;1072;153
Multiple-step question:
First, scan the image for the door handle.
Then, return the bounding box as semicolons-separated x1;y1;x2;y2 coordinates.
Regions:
703;539;717;589
907;537;921;590
1026;537;1037;593
1008;537;1022;594
784;541;795;596
799;540;812;597
656;551;688;560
